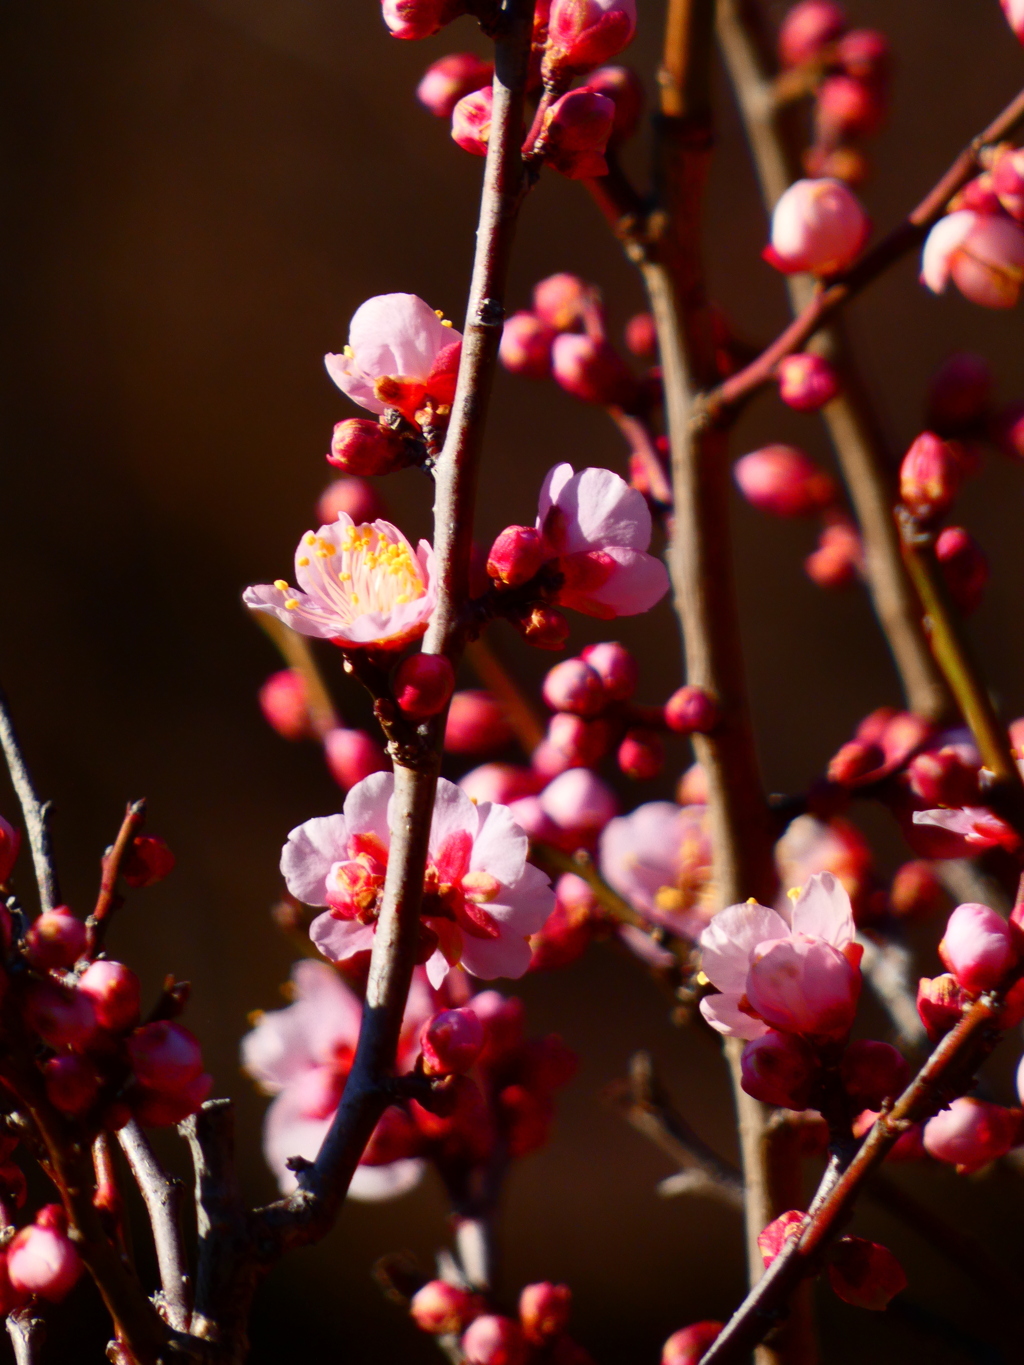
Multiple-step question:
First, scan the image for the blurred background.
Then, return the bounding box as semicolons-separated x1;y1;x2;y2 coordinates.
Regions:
1;0;1024;1360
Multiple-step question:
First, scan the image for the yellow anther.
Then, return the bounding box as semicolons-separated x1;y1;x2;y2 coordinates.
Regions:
696;970;710;987
654;886;684;912
434;309;444;318
395;594;410;604
351;593;359;605
787;885;802;902
441;318;453;327
304;532;316;546
746;897;758;905
274;579;289;591
343;344;354;358
339;571;351;581
298;556;310;567
284;599;300;610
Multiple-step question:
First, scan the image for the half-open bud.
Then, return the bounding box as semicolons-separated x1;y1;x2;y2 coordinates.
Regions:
746;934;861;1040
487;525;547;588
381;0;466;40
416;53;492;119
923;1095;1020;1173
740;1030;820;1110
328;419;410;475
921;210;1024;308
451;85;494;157
540;87;615;179
916;973;967;1041
734;445;836;517
776;353;841;411
899;431;963;520
543;0;637;80
993;146;1024;220
393;654;455;719
938;901;1017;994
421;1008;485;1076
766;178;869;276
906;745;980;807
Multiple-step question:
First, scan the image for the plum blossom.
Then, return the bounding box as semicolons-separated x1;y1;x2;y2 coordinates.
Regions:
912;805;1020;854
244;514;436;651
536;463;670;618
599;802;713;941
699;872;862;1041
921;210;1024;308
241;959;433;1197
325;293;462;421
282;773;554;985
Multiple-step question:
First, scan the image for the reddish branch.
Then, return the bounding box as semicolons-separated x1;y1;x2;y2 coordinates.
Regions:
87;799;147;957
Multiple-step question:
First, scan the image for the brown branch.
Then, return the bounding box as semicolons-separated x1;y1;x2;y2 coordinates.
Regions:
705;84;1024;420
0;683;60;913
6;1311;44;1365
699;992;1006;1365
119;1120;192;1333
87;800;147;957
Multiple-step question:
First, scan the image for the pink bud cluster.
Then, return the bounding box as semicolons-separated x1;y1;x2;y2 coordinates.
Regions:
759;1207;906;1310
412;1275;591;1365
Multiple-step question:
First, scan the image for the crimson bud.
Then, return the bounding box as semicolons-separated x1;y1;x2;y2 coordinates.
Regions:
758;1210;807;1268
451;86;493;156
487;525;547;588
421;1008;485;1076
542;659;606;716
24;981;96;1050
317;476;385;526
122;835;176;889
515;605;571;651
381;0;466;41
78;960;142;1033
258;668;311;741
938;901;1018;994
740;1030;820;1110
328;418;409;475
776;353;840;412
461;1314;529;1365
827;1237;906;1310
500;312;557;379
926;352;993;432
778;0;846;67
543;0;637;80
410;1280;483;1335
587;65;644;140
445;691;513;755
899;431;964;520
662;1322;724;1365
540;88;615;180
916;973;967;1042
551;334;636;407
664;685;720;735
393;654;455;719
24;907;87;970
617;729;663;780
416;53;493;119
734;445;836;517
127;1021;204;1091
889;860;945;921
923;1095;1020;1173
580;640;637;699
43;1055;102;1117
0;816;20;884
324;728;389;791
936;526;989;614
840;1039;909;1112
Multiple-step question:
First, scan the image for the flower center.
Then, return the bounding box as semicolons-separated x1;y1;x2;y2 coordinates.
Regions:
300;522;426;623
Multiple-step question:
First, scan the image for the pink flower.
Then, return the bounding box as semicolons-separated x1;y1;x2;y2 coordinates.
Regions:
242;959;433;1197
324;293;462;419
912;805;1021;853
244;514;436;651
7;1213;81;1303
699;871;861;1040
416;53;493;120
536;463;670;618
938;901;1018;994
600;801;714;941
282;773;554;986
923;1095;1020;1173
921;210;1024;308
765;178;870;276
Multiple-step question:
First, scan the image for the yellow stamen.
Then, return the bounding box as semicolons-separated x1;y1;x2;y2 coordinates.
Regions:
787;885;802;901
274;579;289;591
343;344;354;358
298;556;310;567
441;318;453;327
284;599;299;610
696;970;710;987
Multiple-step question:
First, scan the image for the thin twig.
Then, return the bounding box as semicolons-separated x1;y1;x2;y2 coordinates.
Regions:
255;613;340;740
6;1310;44;1365
87;799;147;957
0;683;59;912
119;1120;192;1333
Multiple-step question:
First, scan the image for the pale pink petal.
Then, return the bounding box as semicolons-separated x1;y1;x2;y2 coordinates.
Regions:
290;961;363;1063
912;807;981;836
425;948;453;989
323;354;385;413
281;814;351;905
537;463;576;536
699;901;789;994
617;923;678;969
243;584;345;640
469;801;529;886
263;1090;332;1192
789;871;855;949
920;211;976;294
699;993;769;1040
572;546;670;615
348;293;461;383
349;1158;426;1201
460;929;534;981
241;1001;316;1092
425;779;480;862
600;802;684;918
545;465;653;553
343;771;395;844
310;914;377;962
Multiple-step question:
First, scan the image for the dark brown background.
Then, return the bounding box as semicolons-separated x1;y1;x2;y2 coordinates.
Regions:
1;1;1023;1360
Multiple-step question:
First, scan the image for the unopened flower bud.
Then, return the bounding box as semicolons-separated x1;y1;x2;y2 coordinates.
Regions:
935;526;989;615
758;1210;807;1268
677;761;708;804
530;873;599;970
462;1313;529;1365
410;1280;482;1335
132;1071;214;1127
926;353;993;432
500;312;556;379
459;763;543;806
827;1237;906;1310
815;75;885;140
662;1322;724;1365
487;525;548;587
580;641;637;700
25;907;87;970
1003;0;1024;44
740;1030;820;1110
0;816;20;884
617;729;663;780
921;209;1024;308
451;85;493;156
916;973;967;1041
551;334;636;407
992;401;1024;460
259;668;310;741
889;860;945;921
840;1039;909;1112
837;28;889;82
778;1;846;67
127;1021;204;1092
765;178;869;276
393;654;455;719
899;431;963;520
515;604;571;651
78;960;141;1033
317;476;385;526
992;146;1024;221
421;1008;485;1076
543;0;637;79
623;311;657;358
540;87;615;180
587;65;644;139
519;1282;571;1344
805;519;861;588
324;728;389;791
539;769;617;833
381;0;466;40
827;739;883;787
417;52;493;118
734;445;836;517
532;273;594;332
43;1055;102;1117
923;1095;1019;1173
543;659;606;716
776;353;840;412
938;901;1017;994
906;745;980;807
545;713;611;768
122;835;176;889
7;1217;81;1302
328;419;409;475
664;685;720;735
24;981;96;1050
445;691;513;755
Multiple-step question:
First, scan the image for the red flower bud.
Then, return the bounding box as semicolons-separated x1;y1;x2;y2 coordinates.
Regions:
393;654;455;719
551;334;636;407
515;605;571;651
445;691;513;755
544;0;637;79
623;311;657;359
540;87;615;180
543;659;606;716
529;873;600;970
734;445;836;517
43;1054;103;1117
827;1237;906;1310
532;273;595;331
122;835;176;889
935;526;989;614
815;75;886;141
837;29;889;82
0;816;20;884
25;907;87;970
778;0;846;67
410;1280;483;1335
317;476;386;526
805;519;862;588
328;418;409;475
451;85;493;156
580;640;637;700
776;353;840;412
992;400;1024;460
258;668;311;741
127;1021;204;1092
758;1210;807;1268
7;1217;81;1302
324;728;389;791
499;312;556;379
740;1031;821;1110
899;431;964;520
916;973;967;1042
923;1095;1020;1173
926;352;993;432
487;525;548;587
545;713;612;768
24;981;96;1051
519;1282;572;1345
827;739;884;787
840;1039;909;1112
661;1322;724;1365
460;764;543;806
132;1071;214;1127
617;729;663;780
78;960;141;1033
938;901;1017;994
906;745;980;807
587;64;644;139
889;860;945;921
416;53;493;119
992;145;1024;221
462;1314;529;1365
664;685;720;735
538;768;617;833
381;0;466;41
421;1008;485;1076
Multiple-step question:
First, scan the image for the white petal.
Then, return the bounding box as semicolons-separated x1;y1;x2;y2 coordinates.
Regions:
309;913;376;962
281;814;351;905
789;870;855;948
699;901;788;994
349;1158;426;1202
699;993;769;1040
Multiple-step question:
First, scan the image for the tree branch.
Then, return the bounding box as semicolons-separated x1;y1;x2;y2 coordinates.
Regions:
87;800;147;958
119;1121;192;1333
6;1310;44;1365
0;683;60;913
